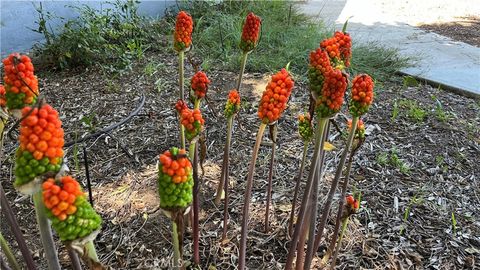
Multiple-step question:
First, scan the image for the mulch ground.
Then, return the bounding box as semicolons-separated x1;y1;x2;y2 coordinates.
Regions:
1;49;479;269
419;16;480;47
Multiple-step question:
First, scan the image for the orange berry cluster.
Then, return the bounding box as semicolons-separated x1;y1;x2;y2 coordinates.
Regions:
43;176;102;241
315;69;348;118
257;68;294;123
308;48;333;95
159;148;191;184
346;195;360;212
191;71;210;99
176;100;204;141
174;11;193;52
347;118;366;139
298;113;313;142
15;104;64;186
349;74;374;117
224;89;241;118
0;85;5;108
2;53;39;109
240;12;261;52
320;31;352;68
158;147;193;208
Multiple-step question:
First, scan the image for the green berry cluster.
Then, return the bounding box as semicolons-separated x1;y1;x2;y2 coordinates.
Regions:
298;117;313;142
6;91;36;110
157;165;193;209
47;196;102;241
14;150;61;186
307;67;324;96
349;100;369;117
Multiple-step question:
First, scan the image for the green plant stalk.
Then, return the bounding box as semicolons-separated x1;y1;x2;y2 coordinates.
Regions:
33;190;61;270
285;117;328;270
329;217;349;270
288;143;309;237
236;52;249;91
305;117;359;269
0;232;21;270
171;220;182;270
323;139;361;266
194;98;201;110
215;116;234;205
238;122;267;269
178;50;186;149
264;123;277;232
84;241;99;262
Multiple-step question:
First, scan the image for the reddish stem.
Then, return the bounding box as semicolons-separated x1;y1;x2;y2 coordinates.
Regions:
264;123;277;232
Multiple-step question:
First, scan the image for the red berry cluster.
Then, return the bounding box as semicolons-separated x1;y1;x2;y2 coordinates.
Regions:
42;176;82;221
191;71;210;99
174;11;193;52
224;89;241;118
240;12;261;52
308;48;333;95
347;118;366;138
346;195;360;211
349;74;374;117
2;53;39;109
315;69;348;118
257;69;294;124
176;100;205;141
320;31;352;68
159;148;191;184
0;85;5;108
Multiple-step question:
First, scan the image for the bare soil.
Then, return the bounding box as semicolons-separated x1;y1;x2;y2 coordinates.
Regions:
1;49;479;269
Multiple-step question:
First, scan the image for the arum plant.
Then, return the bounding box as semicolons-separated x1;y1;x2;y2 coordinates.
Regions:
215;91;241;242
237;12;261;91
238;68;294;269
173;11;193;149
190;71;210;109
308;74;374;266
175;100;205;266
288;113;313;237
158;147;193;270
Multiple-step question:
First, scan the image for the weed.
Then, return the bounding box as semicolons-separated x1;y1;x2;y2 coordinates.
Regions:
400;194;423;235
376;152;389;166
431;95;451;122
80;112;97;131
402;76;419;87
391;100;399;121
451;211;457;234
398;99;427;122
155;78;168;93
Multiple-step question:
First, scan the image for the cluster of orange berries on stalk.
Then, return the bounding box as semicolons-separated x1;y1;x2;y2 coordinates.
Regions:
176;100;205;140
316;69;348;117
42;176;82;221
159;149;192;184
347;118;366;139
191;71;210;99
174;11;193;52
258;69;294;124
19;104;64;162
308;48;333;95
224;89;241;118
0;85;5;108
346;195;360;211
320;31;352;67
2;53;39;109
350;74;374;116
240;12;262;52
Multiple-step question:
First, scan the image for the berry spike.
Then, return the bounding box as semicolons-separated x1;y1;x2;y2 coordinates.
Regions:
347;118;366;139
349;74;374;117
239;12;262;53
224;89;241;118
257;68;294;124
315;69;348;118
14;104;64;187
191;71;210;100
298;113;313;142
42;176;102;241
173;11;193;52
308;48;332;96
176;100;205;142
157;147;193;209
0;85;6;108
2;53;39;110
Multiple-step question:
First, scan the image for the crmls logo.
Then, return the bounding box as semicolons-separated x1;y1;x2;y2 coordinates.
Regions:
136;258;184;269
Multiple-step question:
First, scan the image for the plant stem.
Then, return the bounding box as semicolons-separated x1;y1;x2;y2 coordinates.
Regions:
238;122;267;270
330;217;349;270
0;232;21;270
33;190;61;270
171;220;182;270
264;123;277;232
194;98;201;110
0;185;36;270
192;143;200;266
323;146;357;265
215;116;234;205
288;143;309;237
236;52;249;92
84;241;99;262
221;144;231;241
306;117;359;268
178;50;186;149
285;117;328;270
66;244;82;270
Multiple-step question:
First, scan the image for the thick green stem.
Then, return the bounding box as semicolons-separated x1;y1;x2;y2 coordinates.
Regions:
215;116;234;205
288;143;309;237
84;241;99;262
330;218;349;270
178;51;186;149
306;117;359;268
171;220;182;269
194;98;201;110
0;232;21;270
33;190;61;270
285;118;328;270
238;123;267;270
236;52;249;92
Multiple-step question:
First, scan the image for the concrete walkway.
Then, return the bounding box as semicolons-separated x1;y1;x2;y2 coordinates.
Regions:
299;0;480;97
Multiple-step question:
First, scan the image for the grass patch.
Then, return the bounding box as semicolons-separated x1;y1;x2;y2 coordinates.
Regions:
173;0;410;81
